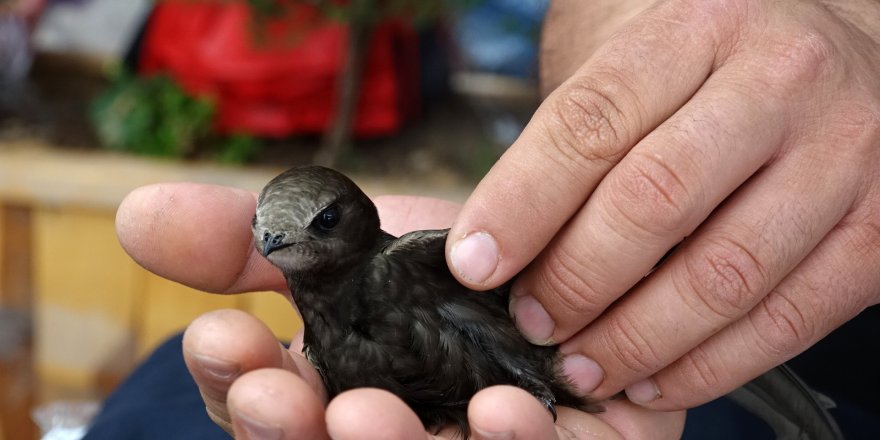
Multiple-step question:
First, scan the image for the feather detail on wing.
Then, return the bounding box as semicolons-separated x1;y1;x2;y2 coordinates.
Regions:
382;229;449;259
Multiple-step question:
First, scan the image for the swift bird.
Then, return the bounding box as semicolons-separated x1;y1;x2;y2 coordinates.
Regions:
252;165;600;436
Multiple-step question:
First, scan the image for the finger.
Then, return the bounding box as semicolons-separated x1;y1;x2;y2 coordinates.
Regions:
447;0;741;289
116;184;461;293
510;16;864;347
183;309;325;433
556;90;866;395
467;386;561;439
325;388;435;440
228;368;328;440
591;398;686;440
116;182;284;293
468;386;685;440
631;194;880;410
511;52;804;345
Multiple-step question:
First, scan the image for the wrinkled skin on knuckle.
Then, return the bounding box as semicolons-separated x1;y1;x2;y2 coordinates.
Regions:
749;289;819;359
836;210;880;307
743;1;880;108
532;246;607;321
868;193;880;249
830;87;880;161
601;155;697;243
541;80;631;167
679;0;752;23
601;311;664;375
851;200;880;266
675;345;726;398
628;151;696;224
653;0;753;61
679;235;771;321
749;260;865;361
765;25;837;86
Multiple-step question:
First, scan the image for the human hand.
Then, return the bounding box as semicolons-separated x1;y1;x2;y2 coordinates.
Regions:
116;183;685;439
446;0;880;410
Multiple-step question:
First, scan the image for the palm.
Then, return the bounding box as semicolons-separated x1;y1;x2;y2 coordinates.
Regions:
117;184;684;439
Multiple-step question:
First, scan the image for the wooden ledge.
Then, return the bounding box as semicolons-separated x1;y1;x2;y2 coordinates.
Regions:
0;141;472;211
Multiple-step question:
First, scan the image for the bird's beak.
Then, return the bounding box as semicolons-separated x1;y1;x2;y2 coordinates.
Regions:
261;232;290;257
262;240;275;257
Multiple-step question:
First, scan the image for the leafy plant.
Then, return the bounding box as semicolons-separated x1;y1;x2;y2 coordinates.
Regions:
214;133;261;164
91;71;212;157
91;70;259;163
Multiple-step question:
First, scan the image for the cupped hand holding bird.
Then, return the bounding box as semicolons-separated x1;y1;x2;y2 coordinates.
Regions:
116;183;685;439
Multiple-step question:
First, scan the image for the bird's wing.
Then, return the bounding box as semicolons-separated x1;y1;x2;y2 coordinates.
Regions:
382;228;508;298
382;228;449;260
361;229;516;396
728;364;843;440
375;228;551;390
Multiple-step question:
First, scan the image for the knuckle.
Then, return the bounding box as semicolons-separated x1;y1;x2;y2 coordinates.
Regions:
677;346;724;391
679;235;770;320
540;79;630;167
683;0;749;24
763;27;836;87
749;290;816;358
841;209;880;263
607;151;697;237
601;312;662;375
533;247;605;318
829;102;880;155
861;213;880;259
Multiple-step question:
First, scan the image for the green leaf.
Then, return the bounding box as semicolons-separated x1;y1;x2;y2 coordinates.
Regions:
214;133;262;164
91;69;218;159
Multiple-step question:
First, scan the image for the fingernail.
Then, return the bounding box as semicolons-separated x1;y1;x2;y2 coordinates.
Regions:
626;378;663;405
190;352;240;381
509;294;555;345
472;425;514;440
562;355;604;394
234;410;283;440
450;232;499;285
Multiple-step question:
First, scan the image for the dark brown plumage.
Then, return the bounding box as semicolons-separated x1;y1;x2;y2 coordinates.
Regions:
252;165;601;436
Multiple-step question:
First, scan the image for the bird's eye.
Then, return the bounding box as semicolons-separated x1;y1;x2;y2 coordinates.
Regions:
315;205;340;231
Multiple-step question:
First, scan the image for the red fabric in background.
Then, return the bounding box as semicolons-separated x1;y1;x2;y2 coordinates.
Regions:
139;2;419;137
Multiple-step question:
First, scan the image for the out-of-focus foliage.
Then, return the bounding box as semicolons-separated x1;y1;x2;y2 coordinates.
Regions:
214;133;261;164
90;71;259;163
91;72;212;157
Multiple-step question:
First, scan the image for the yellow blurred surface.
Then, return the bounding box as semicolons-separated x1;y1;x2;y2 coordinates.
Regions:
0;144;301;439
0;141;468;439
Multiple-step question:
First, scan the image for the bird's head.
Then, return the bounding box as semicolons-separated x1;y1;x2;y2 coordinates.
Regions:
253;166;381;276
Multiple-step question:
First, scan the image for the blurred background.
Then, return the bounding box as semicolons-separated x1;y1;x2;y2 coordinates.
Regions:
0;0;548;438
